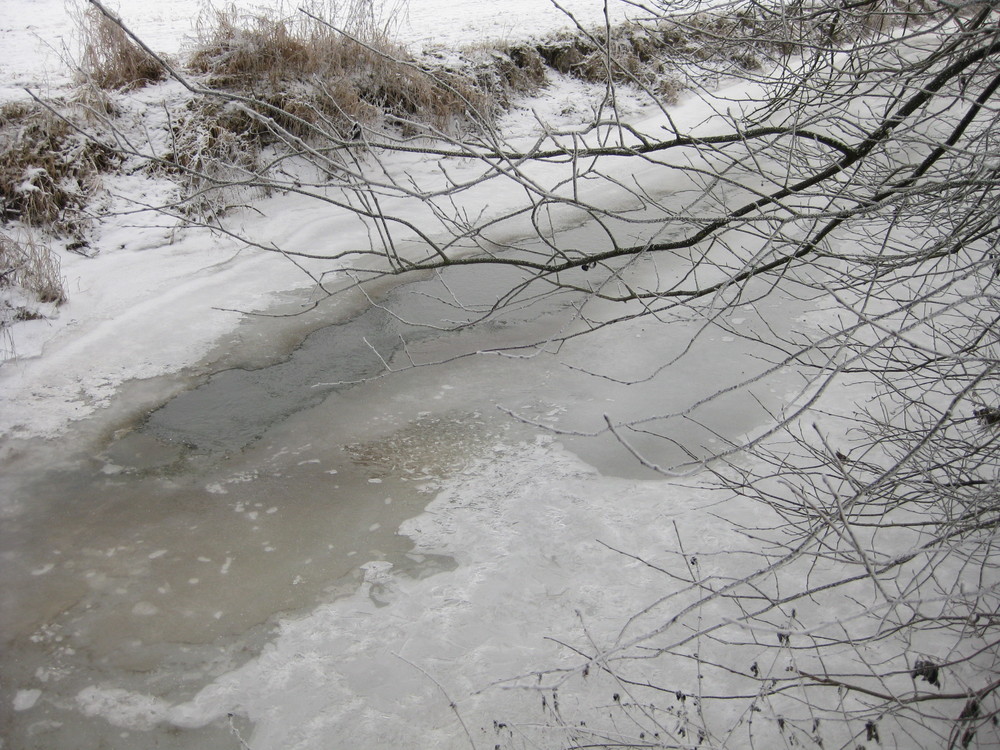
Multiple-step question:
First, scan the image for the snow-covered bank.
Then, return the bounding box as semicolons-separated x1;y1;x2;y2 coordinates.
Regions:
2;0;637;99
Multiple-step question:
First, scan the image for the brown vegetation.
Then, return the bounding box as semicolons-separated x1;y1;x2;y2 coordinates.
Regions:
76;4;166;90
188;3;494;136
0;100;117;235
157;98;267;219
0;230;66;312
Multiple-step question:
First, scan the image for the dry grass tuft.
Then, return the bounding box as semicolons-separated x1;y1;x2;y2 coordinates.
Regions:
534;22;690;92
0;100;118;235
76;5;166;90
0;230;66;307
450;44;548;109
1;230;65;350
71;83;123;121
479;22;687;104
189;2;493;137
159;0;496;217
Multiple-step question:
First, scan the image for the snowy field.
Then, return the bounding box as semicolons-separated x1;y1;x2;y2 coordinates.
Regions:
0;2;966;750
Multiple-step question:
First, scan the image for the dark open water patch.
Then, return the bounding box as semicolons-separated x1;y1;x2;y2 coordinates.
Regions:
141;263;555;455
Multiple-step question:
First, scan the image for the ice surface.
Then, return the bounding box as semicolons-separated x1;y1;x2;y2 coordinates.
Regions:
73;439;740;749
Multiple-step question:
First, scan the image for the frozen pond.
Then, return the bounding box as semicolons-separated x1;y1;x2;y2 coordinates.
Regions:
0;216;811;748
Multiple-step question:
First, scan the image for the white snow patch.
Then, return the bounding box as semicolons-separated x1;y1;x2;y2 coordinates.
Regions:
360;560;394;585
13;689;42;711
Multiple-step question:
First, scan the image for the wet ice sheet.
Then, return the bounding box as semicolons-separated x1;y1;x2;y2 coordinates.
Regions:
1;315;826;744
69;438;748;749
0;406;486;749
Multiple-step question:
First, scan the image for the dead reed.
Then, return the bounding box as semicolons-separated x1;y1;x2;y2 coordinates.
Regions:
188;1;493;136
76;4;166;90
0;230;66;308
0;100;117;235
